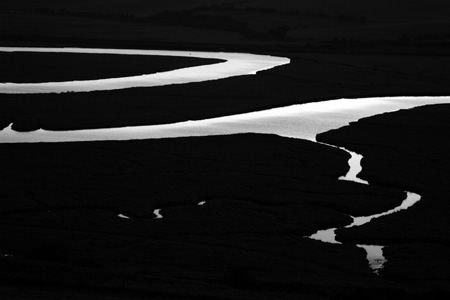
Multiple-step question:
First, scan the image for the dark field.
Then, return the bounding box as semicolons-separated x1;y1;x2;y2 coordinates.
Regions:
0;52;222;83
1;0;450;299
317;104;450;287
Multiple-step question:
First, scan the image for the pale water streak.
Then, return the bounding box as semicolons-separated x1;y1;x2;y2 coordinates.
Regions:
309;191;421;274
1;96;449;143
357;245;385;274
0;47;289;94
153;209;163;219
338;149;368;185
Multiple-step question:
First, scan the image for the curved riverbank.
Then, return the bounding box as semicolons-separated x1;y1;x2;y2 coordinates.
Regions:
0;51;223;83
0;47;289;94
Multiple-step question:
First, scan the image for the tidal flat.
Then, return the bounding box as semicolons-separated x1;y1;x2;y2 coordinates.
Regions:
1;1;450;299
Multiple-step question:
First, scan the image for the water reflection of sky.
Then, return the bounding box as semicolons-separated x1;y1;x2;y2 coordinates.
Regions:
0;47;289;94
1;96;449;143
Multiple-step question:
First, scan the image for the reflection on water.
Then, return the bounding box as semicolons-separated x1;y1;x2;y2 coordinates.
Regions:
310;228;339;244
153;209;163;219
357;245;385;275
1;96;450;144
0;47;289;94
349;192;421;228
337;149;369;185
310;231;386;275
309;191;421;274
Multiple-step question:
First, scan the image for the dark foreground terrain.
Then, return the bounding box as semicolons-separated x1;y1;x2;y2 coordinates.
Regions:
1;0;450;299
0;133;427;299
1;106;450;298
317;104;450;290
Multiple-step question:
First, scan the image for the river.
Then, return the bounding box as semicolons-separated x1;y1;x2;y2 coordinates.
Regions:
0;47;289;94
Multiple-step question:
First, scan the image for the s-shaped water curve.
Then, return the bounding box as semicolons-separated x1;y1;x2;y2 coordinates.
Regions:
309;143;421;275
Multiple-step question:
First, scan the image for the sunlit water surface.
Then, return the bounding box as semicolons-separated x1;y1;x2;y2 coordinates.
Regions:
0;47;289;94
1;96;449;144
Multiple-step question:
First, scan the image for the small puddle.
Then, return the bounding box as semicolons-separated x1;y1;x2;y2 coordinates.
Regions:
0;251;13;258
357;245;385;275
153;209;163;219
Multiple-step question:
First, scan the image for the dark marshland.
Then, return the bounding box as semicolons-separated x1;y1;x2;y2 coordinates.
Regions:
1;1;450;299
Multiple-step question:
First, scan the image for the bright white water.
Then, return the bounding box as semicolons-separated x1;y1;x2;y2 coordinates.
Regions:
357;245;385;274
1;96;449;144
1;47;449;274
310;191;421;274
118;214;131;220
153;209;163;219
0;47;289;94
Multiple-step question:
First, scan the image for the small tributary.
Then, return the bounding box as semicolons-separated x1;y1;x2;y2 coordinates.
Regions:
309;144;422;274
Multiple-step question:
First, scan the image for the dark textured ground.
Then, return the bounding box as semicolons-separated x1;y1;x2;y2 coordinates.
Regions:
317;104;450;295
1;0;450;299
0;52;222;83
0;134;410;299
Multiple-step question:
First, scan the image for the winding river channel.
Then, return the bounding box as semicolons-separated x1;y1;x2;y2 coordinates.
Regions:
1;47;450;274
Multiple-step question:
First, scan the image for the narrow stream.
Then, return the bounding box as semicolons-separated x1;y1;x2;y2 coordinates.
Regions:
309;144;422;274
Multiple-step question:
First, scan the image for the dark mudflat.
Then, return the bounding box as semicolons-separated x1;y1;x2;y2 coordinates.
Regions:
0;134;412;299
0;52;223;83
317;104;450;293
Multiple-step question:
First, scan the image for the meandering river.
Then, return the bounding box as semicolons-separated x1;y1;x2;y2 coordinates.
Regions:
1;47;449;274
0;47;289;94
